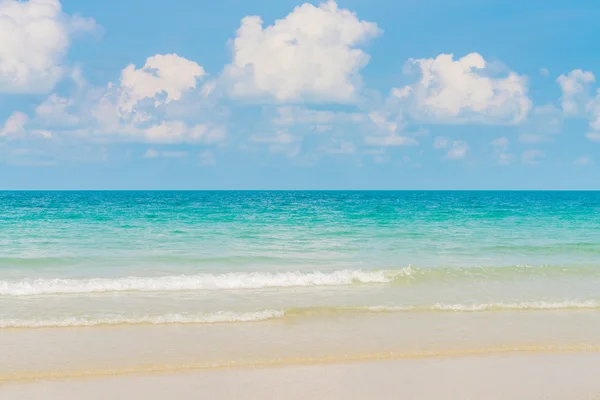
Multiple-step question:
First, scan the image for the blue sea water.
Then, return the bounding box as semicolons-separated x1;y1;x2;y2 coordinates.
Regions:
1;191;600;328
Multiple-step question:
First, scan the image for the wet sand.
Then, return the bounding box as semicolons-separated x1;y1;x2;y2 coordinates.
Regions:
3;352;600;400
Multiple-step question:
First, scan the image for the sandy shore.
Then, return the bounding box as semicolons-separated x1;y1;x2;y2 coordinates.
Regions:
2;352;600;400
3;311;600;399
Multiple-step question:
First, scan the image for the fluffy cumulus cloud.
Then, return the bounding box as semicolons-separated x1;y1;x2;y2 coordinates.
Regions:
20;53;227;144
4;1;597;168
0;0;97;93
223;0;381;103
118;54;206;116
392;53;532;124
557;69;600;141
557;69;595;116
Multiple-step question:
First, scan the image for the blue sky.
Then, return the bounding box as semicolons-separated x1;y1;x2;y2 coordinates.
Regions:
0;0;599;189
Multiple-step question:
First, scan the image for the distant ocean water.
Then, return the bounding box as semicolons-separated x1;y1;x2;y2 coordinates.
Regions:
1;191;600;329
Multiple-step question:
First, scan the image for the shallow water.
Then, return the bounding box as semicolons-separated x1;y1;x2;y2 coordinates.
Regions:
1;191;599;328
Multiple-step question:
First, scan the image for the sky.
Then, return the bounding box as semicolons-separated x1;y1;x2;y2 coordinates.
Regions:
0;0;599;189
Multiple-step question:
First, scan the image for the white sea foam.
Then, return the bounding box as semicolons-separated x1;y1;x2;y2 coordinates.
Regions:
4;301;599;329
0;269;409;296
427;300;600;312
364;301;600;313
0;310;284;328
0;300;600;329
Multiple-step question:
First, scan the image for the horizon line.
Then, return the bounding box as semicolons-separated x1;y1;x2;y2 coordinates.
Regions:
1;189;599;192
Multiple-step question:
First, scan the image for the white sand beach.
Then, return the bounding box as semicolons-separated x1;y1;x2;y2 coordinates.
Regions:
2;311;600;399
3;352;600;400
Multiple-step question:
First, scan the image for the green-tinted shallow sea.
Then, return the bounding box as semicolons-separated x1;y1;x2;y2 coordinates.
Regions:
1;191;599;327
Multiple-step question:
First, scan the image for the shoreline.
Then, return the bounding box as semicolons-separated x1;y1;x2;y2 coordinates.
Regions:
4;310;600;383
3;344;600;383
4;352;600;400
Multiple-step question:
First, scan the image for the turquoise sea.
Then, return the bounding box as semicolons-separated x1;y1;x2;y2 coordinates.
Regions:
1;191;600;328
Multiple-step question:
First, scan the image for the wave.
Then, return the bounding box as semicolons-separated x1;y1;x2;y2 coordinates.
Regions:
286;300;600;316
0;310;284;328
0;270;407;296
2;265;600;296
3;300;599;328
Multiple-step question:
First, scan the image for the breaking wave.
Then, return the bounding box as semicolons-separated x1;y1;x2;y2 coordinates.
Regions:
2;265;599;296
0;269;408;296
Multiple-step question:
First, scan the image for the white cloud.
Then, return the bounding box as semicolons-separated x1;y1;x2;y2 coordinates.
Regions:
393;52;531;124
199;150;216;165
391;86;412;99
522;149;544;165
77;54;210;134
368;112;399;134
556;70;600;139
118;54;206;116
0;112;28;137
0;0;97;93
444;140;470;160
87;54;222;143
36;94;79;125
0;112;51;140
19;52;226;145
557;69;595;116
573;156;593;166
223;0;381;103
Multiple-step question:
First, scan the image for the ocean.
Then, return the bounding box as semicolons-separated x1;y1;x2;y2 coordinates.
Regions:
2;190;600;328
3;191;600;380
